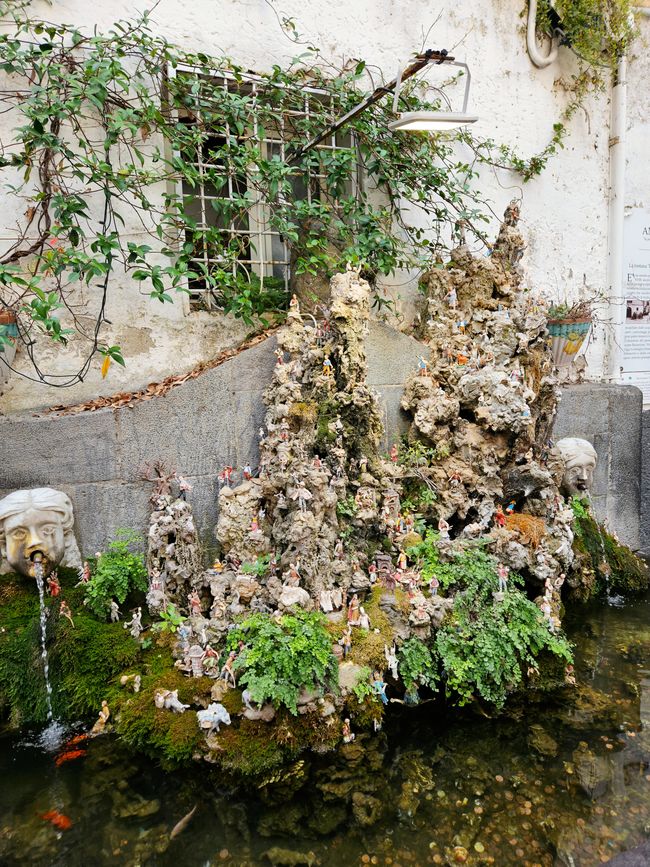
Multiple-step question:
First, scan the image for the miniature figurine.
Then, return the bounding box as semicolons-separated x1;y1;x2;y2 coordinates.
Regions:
417;356;429;377
285;562;301;586
154;688;189;713
177;621;192;653
347;593;361;626
456;319;467;334
220;650;238;687
497;563;509;593
90;700;110;735
218;465;235;487
197;702;231;735
384;643;398;679
274;347;285;365
389;443;399;463
430;575;439;596
339;625;353;659
124;607;143;639
242;464;253;480
368;563;378;584
77;560;91;585
178;475;192;500
109;599;121;622
47;571;61;597
456;351;469;366
120;673;142;693
212;559;224;573
188;591;202;618
397;550;408;571
505;500;516;515
342;718;355;743
449;471;462;487
334;538;344;559
59;600;74;627
292;481;313;512
322;356;333;377
404;686;420;706
276;491;287;510
187;644;205;678
372;671;389;705
358;606;370;630
437;518;451;541
279;419;290;441
493;506;506;528
445;288;457;309
564;664;576;686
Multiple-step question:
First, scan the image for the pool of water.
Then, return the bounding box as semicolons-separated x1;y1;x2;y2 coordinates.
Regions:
3;596;650;867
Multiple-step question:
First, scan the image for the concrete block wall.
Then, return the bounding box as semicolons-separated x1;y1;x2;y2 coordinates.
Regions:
0;322;423;557
554;383;643;549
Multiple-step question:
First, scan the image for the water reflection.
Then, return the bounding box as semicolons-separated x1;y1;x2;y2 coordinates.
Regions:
3;598;650;866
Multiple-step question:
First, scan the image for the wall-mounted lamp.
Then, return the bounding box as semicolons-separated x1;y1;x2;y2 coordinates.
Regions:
289;48;477;163
387;60;478;132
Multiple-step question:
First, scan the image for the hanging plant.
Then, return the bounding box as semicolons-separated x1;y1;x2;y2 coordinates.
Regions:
536;0;636;68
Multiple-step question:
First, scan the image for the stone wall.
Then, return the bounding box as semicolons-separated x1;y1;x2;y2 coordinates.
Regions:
554;383;643;549
0;322;423;557
0;327;643;556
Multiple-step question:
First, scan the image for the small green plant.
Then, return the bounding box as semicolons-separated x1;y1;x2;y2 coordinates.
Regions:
336;495;358;519
435;562;573;708
84;530;147;619
240;554;271;578
407;534;500;592
547;299;593;321
352;667;374;703
398;638;440;693
153;603;185;634
397;438;439;468
226;609;338;714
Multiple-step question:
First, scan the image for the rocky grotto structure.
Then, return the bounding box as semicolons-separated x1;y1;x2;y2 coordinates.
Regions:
0;206;648;777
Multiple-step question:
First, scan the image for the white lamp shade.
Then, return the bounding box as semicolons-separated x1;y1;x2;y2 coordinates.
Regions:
388;111;479;132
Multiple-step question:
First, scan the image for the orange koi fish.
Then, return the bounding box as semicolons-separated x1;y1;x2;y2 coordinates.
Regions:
55;748;87;766
41;810;73;831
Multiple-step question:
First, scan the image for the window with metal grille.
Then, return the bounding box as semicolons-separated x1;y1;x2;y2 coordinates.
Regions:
170;66;357;311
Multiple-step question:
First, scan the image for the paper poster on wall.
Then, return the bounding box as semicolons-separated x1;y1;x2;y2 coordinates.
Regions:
621;209;650;403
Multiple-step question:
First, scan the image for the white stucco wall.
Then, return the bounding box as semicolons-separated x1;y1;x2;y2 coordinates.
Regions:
0;0;646;412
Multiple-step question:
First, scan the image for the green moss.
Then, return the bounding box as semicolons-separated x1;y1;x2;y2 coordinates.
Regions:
571;500;649;598
349;587;394;670
0;569;141;725
115;664;205;768
217;719;287;776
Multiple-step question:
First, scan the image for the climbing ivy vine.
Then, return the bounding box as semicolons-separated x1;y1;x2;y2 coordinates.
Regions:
0;0;629;386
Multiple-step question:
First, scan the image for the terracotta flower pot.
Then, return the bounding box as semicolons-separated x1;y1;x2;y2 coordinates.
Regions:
0;309;16;325
546;317;592;367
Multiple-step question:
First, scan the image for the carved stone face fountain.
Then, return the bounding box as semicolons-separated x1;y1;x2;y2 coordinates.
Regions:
555;438;597;497
0;488;81;578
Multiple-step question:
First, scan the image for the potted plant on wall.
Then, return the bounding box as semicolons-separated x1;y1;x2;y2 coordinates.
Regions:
546;299;592;367
0;306;18;348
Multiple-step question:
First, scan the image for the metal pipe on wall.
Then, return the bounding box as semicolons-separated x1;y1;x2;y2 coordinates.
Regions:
526;0;559;68
604;54;627;382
